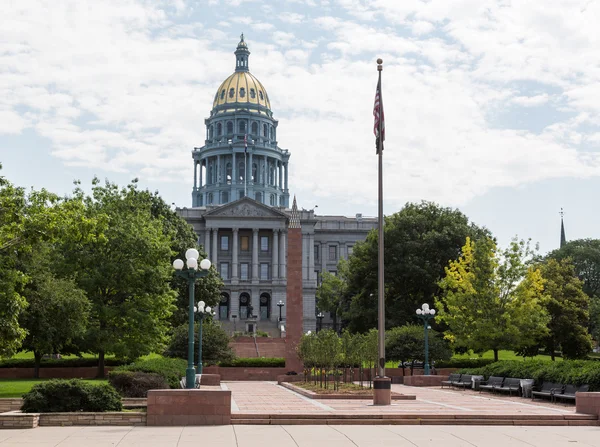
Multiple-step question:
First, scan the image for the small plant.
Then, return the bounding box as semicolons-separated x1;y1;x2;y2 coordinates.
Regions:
21;379;122;413
115;357;187;389
255;330;270;338
108;370;168;397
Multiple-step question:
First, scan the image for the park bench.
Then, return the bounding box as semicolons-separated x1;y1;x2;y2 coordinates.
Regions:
441;373;461;389
553;384;589;403
479;376;504;393
493;377;521;396
452;374;474;390
531;382;562;401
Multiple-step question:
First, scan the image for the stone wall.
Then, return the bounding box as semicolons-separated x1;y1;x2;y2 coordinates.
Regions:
0;399;23;412
0;412;38;429
203;366;287;380
39;412;146;426
147;389;231;426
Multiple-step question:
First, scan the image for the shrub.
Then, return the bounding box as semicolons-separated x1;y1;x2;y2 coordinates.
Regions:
255;330;270;337
108;370;168;397
219;357;285;367
21;379;122;413
458;359;600;391
435;358;497;369
115;357;187;389
0;357;128;369
386;325;452;364
163;322;235;366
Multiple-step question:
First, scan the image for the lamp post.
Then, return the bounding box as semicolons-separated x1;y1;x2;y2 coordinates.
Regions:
277;300;285;322
317;312;324;332
173;248;211;389
195;301;215;375
416;303;436;376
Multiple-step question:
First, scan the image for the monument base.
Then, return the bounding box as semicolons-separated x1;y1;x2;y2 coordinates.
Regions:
147;389;231;426
373;377;392;405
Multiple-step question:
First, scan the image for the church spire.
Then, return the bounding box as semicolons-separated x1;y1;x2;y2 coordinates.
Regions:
560;208;567;248
234;33;250;72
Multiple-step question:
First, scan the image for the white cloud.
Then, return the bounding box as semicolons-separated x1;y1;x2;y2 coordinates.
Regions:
512;94;550;107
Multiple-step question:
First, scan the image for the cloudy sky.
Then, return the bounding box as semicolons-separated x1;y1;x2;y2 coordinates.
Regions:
2;0;599;254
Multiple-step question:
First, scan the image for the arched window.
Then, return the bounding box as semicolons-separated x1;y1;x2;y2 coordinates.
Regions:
207;193;213;205
251;122;258;135
269;165;275;185
255;192;262;203
219;293;229;320
239;293;251;319
226;163;232;184
260;293;270;320
270;126;274;140
217;123;222;136
252;163;257;182
239;121;246;133
238;162;245;182
207;164;213;185
208;125;213;139
263;123;268;137
222;191;229;204
270;194;276;206
227;121;233;134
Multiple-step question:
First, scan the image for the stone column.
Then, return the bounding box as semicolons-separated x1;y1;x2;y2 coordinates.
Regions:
199;159;203;188
232;227;239;279
193;161;198;189
285;198;303;372
217;155;221;185
279;230;286;279
284;162;288;191
232;152;237;184
321;242;327;272
204;228;211;259
212;228;218;267
272;229;279;279
308;232;315;281
249;151;253;187
252;228;259;280
278;160;282;190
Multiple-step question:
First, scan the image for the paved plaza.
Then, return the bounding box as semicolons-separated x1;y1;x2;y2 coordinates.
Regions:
0;425;598;447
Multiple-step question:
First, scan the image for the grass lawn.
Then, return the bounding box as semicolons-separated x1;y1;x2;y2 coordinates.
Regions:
0;379;109;398
451;350;561;362
294;381;372;395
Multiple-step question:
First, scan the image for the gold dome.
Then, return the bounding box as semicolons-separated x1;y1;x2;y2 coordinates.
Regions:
212;71;271;112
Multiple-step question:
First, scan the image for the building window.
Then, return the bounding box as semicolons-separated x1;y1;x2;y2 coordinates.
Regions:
239;293;250;319
217;122;222;135
229;88;235;98
227;121;233;134
250;88;256;99
314;244;319;261
239;190;245;199
263;123;268;137
239;120;246;133
270;194;276;206
329;245;337;261
260;263;269;280
329;270;337;276
348;245;354;256
255;192;262;203
239;87;246;98
226;163;232;184
316;271;321;286
220;89;225;99
251;122;258;134
222;191;229;203
240;236;249;251
220;263;229;280
219;293;229;320
207;193;213;205
261;236;269;252
260;293;270;319
240;263;249;280
259;90;264;100
220;235;229;251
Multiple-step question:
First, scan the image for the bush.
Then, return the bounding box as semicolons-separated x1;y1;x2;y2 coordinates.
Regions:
386;325;452;364
108;370;168;397
115;357;187;389
219;357;285;367
458;359;600;391
21;379;122;413
435;358;497;369
0;357;128;369
163;322;235;366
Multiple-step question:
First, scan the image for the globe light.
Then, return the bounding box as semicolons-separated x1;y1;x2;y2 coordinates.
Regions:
199;301;205;308
185;248;200;260
416;309;422;315
173;259;184;270
194;306;198;313
430;309;436;315
205;306;212;314
186;257;198;270
199;259;211;270
422;303;430;311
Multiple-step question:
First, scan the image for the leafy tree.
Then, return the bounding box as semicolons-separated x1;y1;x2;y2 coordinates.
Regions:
436;237;549;361
342;201;490;332
385;325;452;371
163;321;235;365
316;260;349;332
538;258;592;360
69;179;180;376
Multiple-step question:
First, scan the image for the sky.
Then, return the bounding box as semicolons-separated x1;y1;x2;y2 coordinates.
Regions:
1;0;600;255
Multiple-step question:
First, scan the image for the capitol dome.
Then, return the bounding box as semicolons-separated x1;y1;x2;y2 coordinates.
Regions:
211;35;271;114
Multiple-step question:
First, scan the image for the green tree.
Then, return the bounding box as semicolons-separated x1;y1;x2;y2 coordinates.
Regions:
538;258;592;360
70;179;181;376
342;201;490;332
436;237;549;361
385;325;452;371
163;321;235;365
316;260;348;332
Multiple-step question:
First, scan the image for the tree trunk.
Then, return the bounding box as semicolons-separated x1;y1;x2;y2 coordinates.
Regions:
97;350;105;378
33;351;42;379
332;311;338;333
493;349;499;362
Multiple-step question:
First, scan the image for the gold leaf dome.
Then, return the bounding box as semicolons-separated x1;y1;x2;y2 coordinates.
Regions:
212;71;271;111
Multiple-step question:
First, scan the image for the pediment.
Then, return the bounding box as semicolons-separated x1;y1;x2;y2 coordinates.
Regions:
204;197;288;219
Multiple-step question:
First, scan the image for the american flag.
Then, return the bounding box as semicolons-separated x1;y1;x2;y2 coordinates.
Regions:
244;134;248;153
373;76;385;153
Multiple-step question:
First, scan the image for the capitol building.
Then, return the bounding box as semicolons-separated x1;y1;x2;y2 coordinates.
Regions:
177;36;377;333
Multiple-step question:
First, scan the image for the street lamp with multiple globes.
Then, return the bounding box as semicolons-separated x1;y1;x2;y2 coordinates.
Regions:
277;300;285;322
416;303;436;376
195;301;215;375
317;312;324;332
173;248;211;389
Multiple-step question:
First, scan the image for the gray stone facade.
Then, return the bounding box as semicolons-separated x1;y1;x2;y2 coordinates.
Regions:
178;36;377;333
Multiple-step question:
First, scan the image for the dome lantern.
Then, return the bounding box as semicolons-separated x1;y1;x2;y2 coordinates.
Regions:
235;33;250;73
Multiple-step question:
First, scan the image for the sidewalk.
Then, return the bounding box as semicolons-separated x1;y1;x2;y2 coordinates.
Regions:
0;425;598;447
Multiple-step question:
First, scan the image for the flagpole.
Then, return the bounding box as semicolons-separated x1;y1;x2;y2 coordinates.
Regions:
373;57;390;405
244;151;247;197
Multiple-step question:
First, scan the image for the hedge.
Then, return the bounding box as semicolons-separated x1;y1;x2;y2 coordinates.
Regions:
458;360;600;391
114;357;187;389
0;357;129;369
434;358;497;369
22;379;122;413
108;371;168;397
219;357;285;367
